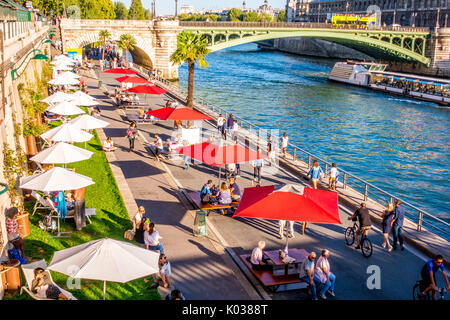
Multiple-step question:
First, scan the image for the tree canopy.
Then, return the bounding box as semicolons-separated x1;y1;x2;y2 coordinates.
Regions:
227;8;243;21
243;12;260;22
114;1;128;20
277;10;286;22
128;0;146;20
32;0;116;19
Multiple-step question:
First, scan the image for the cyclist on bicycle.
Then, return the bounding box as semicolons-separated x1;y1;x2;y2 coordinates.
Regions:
420;255;450;300
347;203;371;250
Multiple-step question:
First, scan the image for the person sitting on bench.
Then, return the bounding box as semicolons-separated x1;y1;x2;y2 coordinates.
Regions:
229;177;241;202
32;268;69;300
103;137;117;152
200;180;215;204
138;107;145;120
250;241;272;271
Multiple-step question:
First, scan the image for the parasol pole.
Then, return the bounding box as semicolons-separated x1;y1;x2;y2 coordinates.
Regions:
103;280;106;300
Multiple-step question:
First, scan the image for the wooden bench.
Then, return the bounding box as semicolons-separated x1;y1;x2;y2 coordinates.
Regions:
126;114;152;124
187;191;238;215
240;254;305;292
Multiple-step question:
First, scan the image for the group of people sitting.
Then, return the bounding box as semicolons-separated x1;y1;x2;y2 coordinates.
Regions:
250;241;336;300
115;91;140;107
200;178;241;214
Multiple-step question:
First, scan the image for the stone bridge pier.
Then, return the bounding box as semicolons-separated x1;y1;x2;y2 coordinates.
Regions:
60;19;182;80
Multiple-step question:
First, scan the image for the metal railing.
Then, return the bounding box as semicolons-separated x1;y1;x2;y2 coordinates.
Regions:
180;21;430;33
133;65;449;241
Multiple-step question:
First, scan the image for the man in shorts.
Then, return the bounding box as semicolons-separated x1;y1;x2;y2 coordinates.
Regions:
420;255;450;300
347;203;371;249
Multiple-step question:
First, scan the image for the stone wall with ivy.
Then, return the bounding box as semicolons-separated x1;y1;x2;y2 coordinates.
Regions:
0;44;52;298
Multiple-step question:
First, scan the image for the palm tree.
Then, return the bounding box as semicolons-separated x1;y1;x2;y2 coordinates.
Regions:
170;31;210;108
117;34;137;68
98;30;111;61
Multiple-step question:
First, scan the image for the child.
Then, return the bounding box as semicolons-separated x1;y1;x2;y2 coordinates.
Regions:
328;162;339;191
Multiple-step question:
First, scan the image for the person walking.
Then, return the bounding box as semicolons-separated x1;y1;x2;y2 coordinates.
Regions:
227;114;234;131
281;132;288;158
328;162;339;191
278;220;294;239
126;122;137;152
308;160;324;189
231;120;239;142
217;113;225;133
381;202;394;252
5;207;30;261
315;249;336;299
392;199;405;251
267;134;275;166
252;148;263;186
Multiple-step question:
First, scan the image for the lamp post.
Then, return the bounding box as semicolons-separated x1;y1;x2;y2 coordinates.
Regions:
175;0;178;19
393;0;397;25
317;4;321;23
436;8;440;28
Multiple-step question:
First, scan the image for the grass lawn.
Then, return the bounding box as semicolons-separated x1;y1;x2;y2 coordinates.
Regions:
4;120;160;300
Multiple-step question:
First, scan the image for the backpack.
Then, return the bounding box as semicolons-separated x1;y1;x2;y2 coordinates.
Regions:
8;248;26;265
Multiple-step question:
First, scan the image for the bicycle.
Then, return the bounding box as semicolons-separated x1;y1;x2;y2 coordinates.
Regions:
412;280;447;300
344;222;373;258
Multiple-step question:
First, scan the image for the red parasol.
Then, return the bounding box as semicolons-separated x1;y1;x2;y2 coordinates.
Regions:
176;142;267;166
146;107;212;121
124;85;167;95
233;184;341;249
103;68;138;74
114;76;153;84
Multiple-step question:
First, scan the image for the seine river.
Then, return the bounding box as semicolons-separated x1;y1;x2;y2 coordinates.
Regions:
178;43;450;226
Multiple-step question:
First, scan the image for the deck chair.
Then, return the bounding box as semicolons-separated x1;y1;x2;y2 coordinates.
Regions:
20;259;77;300
31;191;57;216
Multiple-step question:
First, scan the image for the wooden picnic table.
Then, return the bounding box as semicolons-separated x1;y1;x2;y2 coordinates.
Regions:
188;191;238;215
264;248;308;276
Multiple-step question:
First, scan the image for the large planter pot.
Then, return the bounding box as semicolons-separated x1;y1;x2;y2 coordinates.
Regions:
15;211;31;238
25;135;38;156
0;259;21;292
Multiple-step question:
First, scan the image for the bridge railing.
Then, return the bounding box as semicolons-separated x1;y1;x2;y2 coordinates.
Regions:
179;21;430;33
132;65;449;240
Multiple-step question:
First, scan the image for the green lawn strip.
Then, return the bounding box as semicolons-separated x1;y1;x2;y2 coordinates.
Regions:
5;115;160;300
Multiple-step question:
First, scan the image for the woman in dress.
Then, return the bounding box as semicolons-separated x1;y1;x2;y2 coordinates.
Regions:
126;122;137;152
381;202;394;252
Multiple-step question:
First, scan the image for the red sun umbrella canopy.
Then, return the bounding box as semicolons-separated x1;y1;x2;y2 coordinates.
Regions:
232;184;341;224
176;142;268;166
103;68;138;75
124;85;167;95
114;76;153;84
146;107;213;121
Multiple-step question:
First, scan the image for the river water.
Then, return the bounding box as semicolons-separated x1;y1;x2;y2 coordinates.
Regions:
177;43;450;225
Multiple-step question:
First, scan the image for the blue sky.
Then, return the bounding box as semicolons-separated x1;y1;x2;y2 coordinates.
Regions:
119;1;286;15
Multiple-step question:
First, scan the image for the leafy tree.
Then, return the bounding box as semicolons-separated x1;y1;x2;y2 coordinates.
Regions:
277;10;286;22
144;8;151;20
202;14;219;21
243;11;260;22
98;29;111;60
128;0;145;20
170;31;210;108
259;12;273;22
114;1;128;19
227;8;243;21
117;33;136;67
81;0;116;19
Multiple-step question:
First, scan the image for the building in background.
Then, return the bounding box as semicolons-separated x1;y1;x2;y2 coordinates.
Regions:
285;0;297;22
179;5;195;15
287;0;450;27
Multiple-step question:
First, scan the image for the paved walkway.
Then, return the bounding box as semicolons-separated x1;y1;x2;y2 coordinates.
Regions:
84;70;255;300
85;66;447;300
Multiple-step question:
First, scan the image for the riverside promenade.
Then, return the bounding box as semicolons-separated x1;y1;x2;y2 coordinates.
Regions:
84;65;447;300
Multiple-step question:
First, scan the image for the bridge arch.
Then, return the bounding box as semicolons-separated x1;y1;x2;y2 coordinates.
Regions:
65;32;155;70
188;29;430;65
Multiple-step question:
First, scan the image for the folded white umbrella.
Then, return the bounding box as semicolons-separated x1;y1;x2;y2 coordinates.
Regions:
58;71;80;79
30;142;93;164
40;123;93;143
69;114;109;130
48;75;80;86
41;92;75;105
19;166;94;192
47;238;160;300
46;101;85;116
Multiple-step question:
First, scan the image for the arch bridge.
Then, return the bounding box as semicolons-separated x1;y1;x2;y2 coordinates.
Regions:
180;21;432;65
